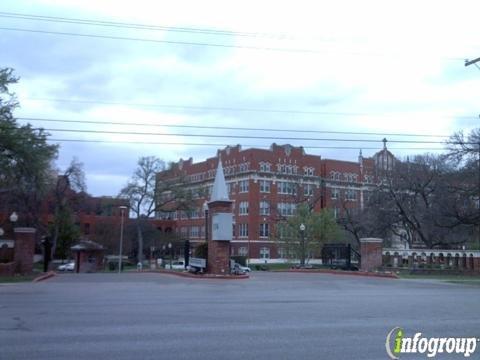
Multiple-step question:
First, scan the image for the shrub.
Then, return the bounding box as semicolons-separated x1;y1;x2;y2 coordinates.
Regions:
194;243;208;258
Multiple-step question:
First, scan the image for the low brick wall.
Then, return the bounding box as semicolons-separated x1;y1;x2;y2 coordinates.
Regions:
0;262;17;276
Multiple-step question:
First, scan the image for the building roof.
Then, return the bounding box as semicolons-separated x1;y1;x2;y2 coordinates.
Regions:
209;159;230;202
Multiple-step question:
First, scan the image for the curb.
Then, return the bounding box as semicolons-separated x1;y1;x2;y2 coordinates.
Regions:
275;269;398;279
33;271;57;282
146;270;249;280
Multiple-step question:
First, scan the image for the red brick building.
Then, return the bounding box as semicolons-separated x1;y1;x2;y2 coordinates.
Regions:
155;143;395;263
0;178;129;257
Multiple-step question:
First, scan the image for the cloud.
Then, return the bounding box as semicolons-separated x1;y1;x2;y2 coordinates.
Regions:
3;0;479;195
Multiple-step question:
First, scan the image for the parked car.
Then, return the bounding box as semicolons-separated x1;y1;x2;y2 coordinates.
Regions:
165;261;185;270
231;263;246;275
237;264;251;272
58;262;75;272
231;263;251;275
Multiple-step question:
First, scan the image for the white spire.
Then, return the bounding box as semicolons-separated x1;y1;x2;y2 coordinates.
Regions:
210;159;230;202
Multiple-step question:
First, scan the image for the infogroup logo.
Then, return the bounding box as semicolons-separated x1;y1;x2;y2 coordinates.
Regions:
385;327;479;359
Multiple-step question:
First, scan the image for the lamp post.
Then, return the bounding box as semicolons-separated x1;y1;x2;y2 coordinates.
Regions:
10;212;18;223
203;200;208;241
299;223;306;267
168;242;172;269
0;211;17;243
118;206;127;273
162;244;166;267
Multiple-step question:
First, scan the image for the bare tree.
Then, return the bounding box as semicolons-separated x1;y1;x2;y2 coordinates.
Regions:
51;158;86;260
119;156;192;263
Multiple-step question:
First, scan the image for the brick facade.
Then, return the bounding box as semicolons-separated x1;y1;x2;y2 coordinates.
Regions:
155;143;390;261
13;227;36;274
360;238;383;272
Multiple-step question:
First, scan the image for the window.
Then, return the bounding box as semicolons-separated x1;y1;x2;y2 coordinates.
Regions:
180;227;188;237
260;180;271;193
345;189;357;201
277;203;296;216
260;247;270;259
278;181;296;195
304;184;314;196
278;248;287;258
333;207;339;219
188;209;200;219
259;162;271;172
84;223;90;235
239;180;249;193
331;188;339;199
343;173;358;183
227;183;235;194
239;224;248;237
278;226;289;239
239;163;249;172
304;167;314;176
259;223;269;237
239;247;248;256
260;201;270;215
190;226;200;238
239;201;249;215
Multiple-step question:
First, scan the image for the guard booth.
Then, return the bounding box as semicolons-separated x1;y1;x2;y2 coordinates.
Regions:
71;240;105;273
321;243;360;270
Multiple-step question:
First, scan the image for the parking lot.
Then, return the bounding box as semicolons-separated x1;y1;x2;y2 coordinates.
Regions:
1;272;479;360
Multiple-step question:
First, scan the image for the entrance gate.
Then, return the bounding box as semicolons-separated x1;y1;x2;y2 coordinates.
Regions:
321;243;360;270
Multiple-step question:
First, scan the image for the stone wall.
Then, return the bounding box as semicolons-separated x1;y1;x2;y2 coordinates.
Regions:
383;249;480;273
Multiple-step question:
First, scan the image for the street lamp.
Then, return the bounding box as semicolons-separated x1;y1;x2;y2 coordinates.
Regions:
0;212;18;239
299;223;306;267
118;206;128;273
9;212;18;223
202;200;209;241
168;242;172;269
162;244;166;267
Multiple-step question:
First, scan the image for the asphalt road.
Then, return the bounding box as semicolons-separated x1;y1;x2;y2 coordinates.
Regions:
1;272;479;360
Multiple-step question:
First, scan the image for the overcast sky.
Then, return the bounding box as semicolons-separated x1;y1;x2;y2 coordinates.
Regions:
1;0;479;196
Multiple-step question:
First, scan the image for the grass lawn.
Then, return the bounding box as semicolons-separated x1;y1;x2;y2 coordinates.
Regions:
0;274;37;283
397;273;480;285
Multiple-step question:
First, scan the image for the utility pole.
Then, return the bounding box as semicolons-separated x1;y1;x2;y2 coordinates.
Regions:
465;57;480;249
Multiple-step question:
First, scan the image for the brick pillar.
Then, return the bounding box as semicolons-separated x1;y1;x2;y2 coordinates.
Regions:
360;238;383;272
207;201;232;275
14;227;36;274
474;257;480;273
